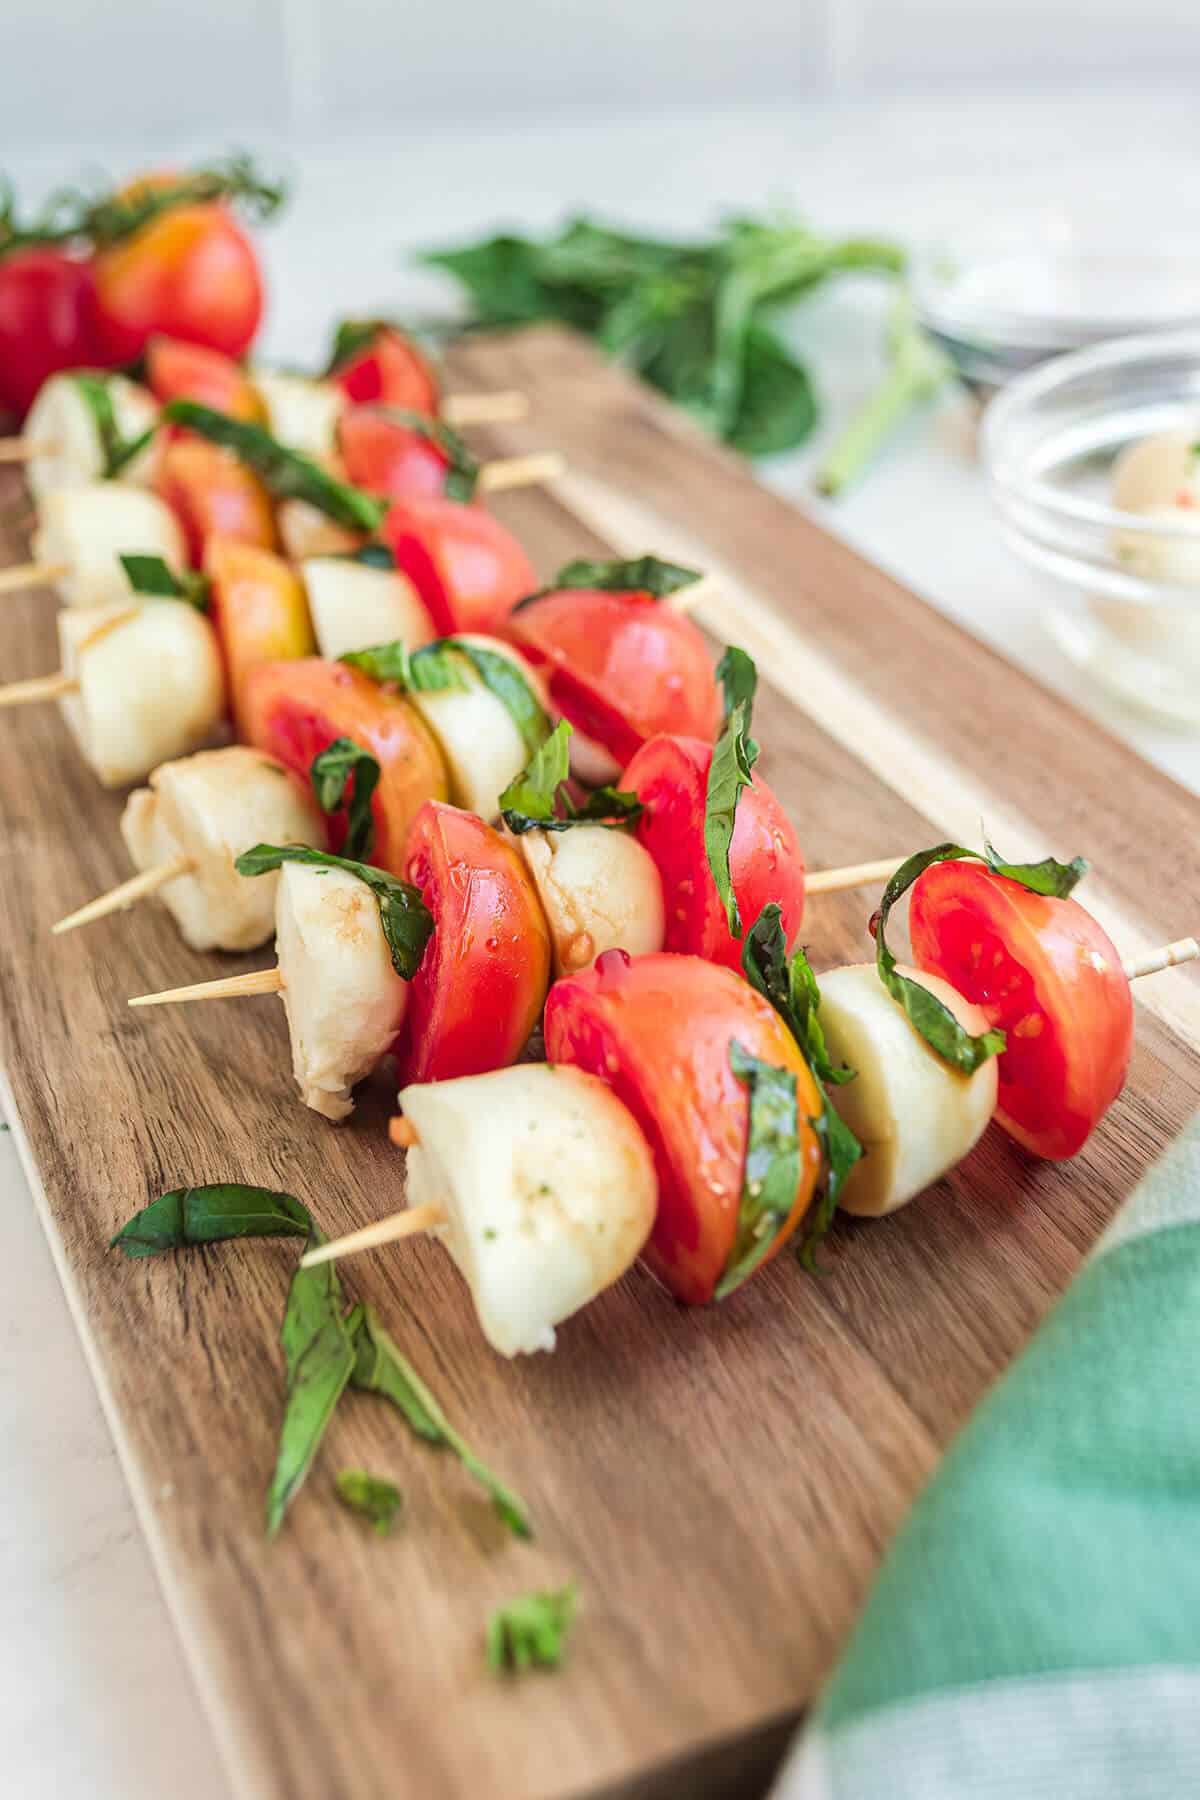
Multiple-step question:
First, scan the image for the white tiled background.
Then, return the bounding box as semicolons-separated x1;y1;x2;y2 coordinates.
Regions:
4;0;1199;148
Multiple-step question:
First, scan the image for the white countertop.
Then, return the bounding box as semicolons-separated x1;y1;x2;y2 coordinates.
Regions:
4;86;1199;1799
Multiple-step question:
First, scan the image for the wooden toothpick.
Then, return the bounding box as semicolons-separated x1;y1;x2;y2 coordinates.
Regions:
128;966;284;1008
53;853;195;935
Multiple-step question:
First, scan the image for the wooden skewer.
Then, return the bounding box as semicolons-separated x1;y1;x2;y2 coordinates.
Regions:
0;559;70;596
441;391;528;428
300;1201;445;1269
477;452;565;495
0;670;78;708
53;853;195;936
0;435;55;463
1122;937;1200;981
806;856;906;895
128;966;284;1008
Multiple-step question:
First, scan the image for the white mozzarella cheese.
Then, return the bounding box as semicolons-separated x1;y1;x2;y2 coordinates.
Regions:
32;483;186;608
303;556;434;661
254;372;345;459
514;825;665;975
407;636;548;822
25;372;158;501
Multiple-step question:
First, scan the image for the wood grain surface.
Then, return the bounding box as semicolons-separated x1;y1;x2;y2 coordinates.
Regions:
2;326;1199;1800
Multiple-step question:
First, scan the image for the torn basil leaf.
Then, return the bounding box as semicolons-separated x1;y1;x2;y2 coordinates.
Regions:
343;637;551;757
331;541;396;571
235;843;434;981
325;316;392;374
717;1042;802;1299
266;1229;358;1538
372;407;478;504
499;719;643;835
982;838;1088;897
111;1183;311;1258
550;555;701;599
487;1583;578;1673
310;737;379;861
119;553;210;610
161;401;387;532
73;373;154;479
334;1468;403;1536
704;648;760;938
349;1303;531;1537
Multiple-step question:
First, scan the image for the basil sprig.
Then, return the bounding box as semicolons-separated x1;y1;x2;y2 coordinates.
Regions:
872;841;1087;1074
487;1583;578;1673
1;154;284;255
161;401;387;532
74;374;155;478
342;638;552;757
717;1042;803;1299
514;554;702;611
111;1183;529;1538
704;647;760;938
741;905;863;1265
119;553;210;611
235;843;433;981
498;719;643;835
334;1469;403;1537
310;737;379;861
372;407;478;504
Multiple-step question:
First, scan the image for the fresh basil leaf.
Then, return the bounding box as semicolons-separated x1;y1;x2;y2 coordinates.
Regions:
487;1584;578;1673
111;1183;311;1258
372;407;478;504
161;401;386;532
73;373;152;479
325;317;391;374
728;322;818;458
717;1042;802;1299
704;652;760;938
344;638;550;757
331;541;396;571
310;737;379;862
982;838;1089;898
118;553;210;611
797;1096;864;1273
265;1229;358;1538
498;719;642;834
740;905;854;1087
341;640;425;686
873;845;1008;1075
235;843;434;981
548;555;702;599
334;1468;403;1536
349;1304;531;1537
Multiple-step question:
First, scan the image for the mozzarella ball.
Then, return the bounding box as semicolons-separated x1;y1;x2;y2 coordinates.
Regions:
1111;428;1200;514
514;825;665;975
817;962;998;1217
568;728;622;788
254;372;345;459
57;601;226;788
32;483;187;609
400;1063;657;1355
276;499;361;562
275;862;409;1121
121;747;323;953
1112;506;1200;587
407;636;549;821
303;556;435;662
25;372;158;501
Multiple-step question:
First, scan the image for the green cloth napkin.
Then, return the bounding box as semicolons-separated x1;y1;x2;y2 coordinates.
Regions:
777;1117;1200;1800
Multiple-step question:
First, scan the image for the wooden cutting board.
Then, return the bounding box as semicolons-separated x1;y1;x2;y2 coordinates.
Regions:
3;326;1199;1800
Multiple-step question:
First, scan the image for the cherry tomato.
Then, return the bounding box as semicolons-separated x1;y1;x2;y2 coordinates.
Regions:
908;860;1134;1160
381;495;535;636
620;733;805;970
157;438;277;566
92;203;263;365
242;658;447;878
333;326;439;416
146;334;264;422
393;801;550;1085
505;589;720;770
338;407;449;501
0;250;99;418
203;538;316;739
545;950;821;1304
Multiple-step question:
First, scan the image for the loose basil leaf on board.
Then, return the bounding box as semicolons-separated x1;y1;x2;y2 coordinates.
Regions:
372;407;479;504
982;839;1089;898
499;719;643;835
265;1230;358;1538
342;637;551;757
73;373;153;479
487;1584;578;1673
118;553;210;610
111;1183;312;1258
717;1042;802;1299
310;737;380;862
334;1468;403;1537
235;843;434;981
704;648;760;938
548;555;702;599
348;1303;531;1538
160;401;387;532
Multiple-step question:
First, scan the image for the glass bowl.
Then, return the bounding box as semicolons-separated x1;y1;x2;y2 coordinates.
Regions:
981;331;1200;728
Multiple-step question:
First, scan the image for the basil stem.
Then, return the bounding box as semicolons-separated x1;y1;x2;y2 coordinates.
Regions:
161;401;387;532
310;737;379;862
235;843;434;981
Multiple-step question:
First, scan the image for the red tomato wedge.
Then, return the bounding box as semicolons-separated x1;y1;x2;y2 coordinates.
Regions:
146;334;264;421
545;950;821;1304
157;437;277;565
202;539;315;739
242;659;447;878
620;733;805;970
0;250;100;418
338;406;449;500
333;326;440;416
394;801;551;1085
381;495;535;637
504;588;720;770
92;202;263;365
909;860;1133;1159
